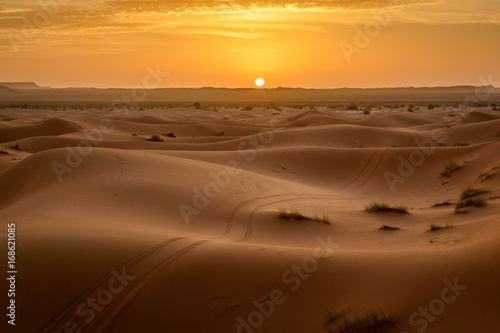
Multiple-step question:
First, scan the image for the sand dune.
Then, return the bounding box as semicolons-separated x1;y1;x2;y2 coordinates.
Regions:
0;106;499;333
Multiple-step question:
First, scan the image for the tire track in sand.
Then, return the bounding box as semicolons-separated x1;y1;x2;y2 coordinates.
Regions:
38;237;188;333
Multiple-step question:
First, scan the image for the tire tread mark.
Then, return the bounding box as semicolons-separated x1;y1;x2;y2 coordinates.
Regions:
338;148;378;190
38;237;185;333
350;148;388;191
88;240;209;333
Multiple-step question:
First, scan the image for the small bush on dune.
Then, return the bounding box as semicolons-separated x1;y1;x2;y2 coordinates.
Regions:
455;197;485;211
365;202;408;213
346;103;358;111
428;222;452;231
440;161;461;177
147;134;164;142
278;208;331;224
164;132;176;138
336;310;394;333
460;187;488;200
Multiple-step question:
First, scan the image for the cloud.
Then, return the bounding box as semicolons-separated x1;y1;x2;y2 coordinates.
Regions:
106;0;430;15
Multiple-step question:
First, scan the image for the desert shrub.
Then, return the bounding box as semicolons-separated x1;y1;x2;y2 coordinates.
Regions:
460;187;488;200
147;134;164;142
428;223;452;231
346;103;358;110
365;202;408;213
278;209;331;224
440;161;461;177
336;310;393;333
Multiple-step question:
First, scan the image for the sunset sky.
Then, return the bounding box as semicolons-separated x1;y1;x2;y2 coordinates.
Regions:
0;0;499;88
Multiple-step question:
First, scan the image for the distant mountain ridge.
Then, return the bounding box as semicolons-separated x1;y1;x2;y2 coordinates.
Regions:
0;82;50;89
0;84;498;104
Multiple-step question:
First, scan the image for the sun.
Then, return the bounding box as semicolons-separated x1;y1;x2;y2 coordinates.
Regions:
255;78;265;87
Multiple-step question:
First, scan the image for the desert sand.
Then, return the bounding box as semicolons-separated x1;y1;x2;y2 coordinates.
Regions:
1;104;499;333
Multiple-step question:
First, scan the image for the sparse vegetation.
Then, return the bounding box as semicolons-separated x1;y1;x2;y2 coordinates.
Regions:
428;222;452;231
431;200;451;207
427;104;436;110
278;208;331;224
460;187;488;200
346;103;358;111
335;310;394;333
439;161;461;177
147;134;164;142
379;225;400;231
479;166;497;182
324;307;338;324
365;202;408;213
455;197;485;211
164;132;176;138
454;187;488;212
194;102;201;109
242;106;253;111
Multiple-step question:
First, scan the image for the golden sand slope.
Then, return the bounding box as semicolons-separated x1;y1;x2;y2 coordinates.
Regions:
0;106;499;333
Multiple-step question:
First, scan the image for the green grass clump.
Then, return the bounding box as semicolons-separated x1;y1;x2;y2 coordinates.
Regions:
278;208;310;220
459;187;488;200
365;202;408;214
440;161;461;177
428;222;452;231
147;134;164;142
278;208;331;224
336;310;394;333
455;197;485;211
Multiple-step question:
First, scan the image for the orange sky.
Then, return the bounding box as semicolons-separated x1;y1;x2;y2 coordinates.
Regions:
0;0;499;88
